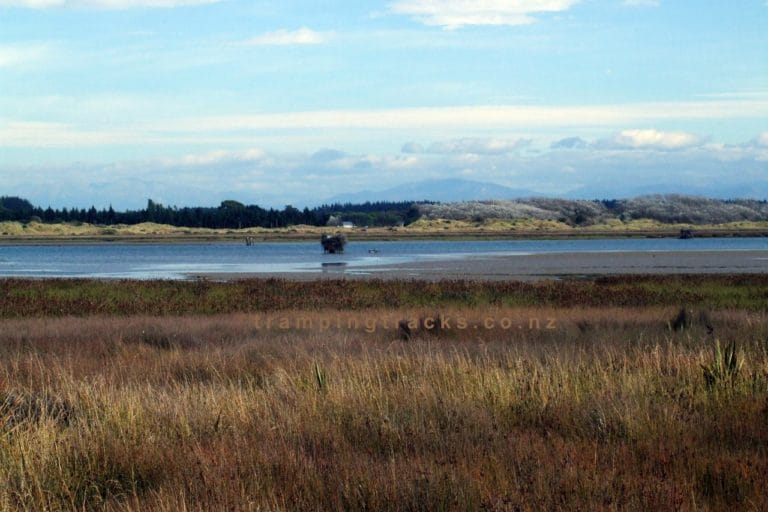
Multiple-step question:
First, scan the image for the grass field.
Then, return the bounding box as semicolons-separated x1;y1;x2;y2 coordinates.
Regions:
1;277;767;510
2;219;768;243
2;275;768;318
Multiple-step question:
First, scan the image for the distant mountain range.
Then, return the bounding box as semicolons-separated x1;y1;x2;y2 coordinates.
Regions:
15;176;768;212
325;178;768;204
325;179;542;204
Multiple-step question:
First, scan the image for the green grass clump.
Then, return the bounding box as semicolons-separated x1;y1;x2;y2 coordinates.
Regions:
701;339;743;390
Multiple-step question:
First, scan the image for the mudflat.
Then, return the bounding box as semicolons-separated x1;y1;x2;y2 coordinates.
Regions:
192;249;768;281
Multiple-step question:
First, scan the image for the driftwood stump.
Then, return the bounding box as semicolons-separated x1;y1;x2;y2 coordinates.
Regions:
321;233;347;254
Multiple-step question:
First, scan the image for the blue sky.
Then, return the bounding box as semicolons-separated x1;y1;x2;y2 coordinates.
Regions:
1;0;767;208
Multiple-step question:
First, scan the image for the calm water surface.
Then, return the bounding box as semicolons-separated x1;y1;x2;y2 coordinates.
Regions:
0;238;766;279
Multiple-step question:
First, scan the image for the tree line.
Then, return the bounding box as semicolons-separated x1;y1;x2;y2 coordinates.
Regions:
0;197;422;229
6;194;762;228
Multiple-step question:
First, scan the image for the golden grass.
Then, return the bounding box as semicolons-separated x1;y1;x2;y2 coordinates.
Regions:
587;218;768;231
3;218;768;240
0;221;337;238
1;306;767;510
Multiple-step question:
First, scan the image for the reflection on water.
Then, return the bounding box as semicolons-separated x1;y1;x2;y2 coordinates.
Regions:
321;261;348;275
0;237;765;279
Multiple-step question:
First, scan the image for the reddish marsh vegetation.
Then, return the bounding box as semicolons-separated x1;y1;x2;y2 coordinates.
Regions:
1;274;768;317
0;279;767;510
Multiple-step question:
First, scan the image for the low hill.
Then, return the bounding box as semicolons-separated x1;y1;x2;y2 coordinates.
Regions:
417;195;768;226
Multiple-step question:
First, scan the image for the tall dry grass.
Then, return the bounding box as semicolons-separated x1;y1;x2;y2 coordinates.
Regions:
0;306;767;510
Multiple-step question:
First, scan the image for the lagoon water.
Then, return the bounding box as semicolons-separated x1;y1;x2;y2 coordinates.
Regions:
0;238;767;279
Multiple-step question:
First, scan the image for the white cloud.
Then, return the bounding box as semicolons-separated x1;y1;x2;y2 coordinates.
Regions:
389;0;579;28
163;99;768;133
695;91;768;99
623;0;659;6
0;0;60;5
403;137;530;154
162;149;266;167
0;43;48;67
755;132;768;147
0;121;146;147
4;99;767;150
598;129;704;150
243;28;332;46
0;0;221;8
334;154;420;171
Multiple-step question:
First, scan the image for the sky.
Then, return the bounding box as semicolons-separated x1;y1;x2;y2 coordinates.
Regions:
1;0;767;209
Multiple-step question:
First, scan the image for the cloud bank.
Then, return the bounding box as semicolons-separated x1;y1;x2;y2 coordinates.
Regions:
0;0;220;9
3;96;766;150
389;0;579;28
0;43;49;67
156;99;768;135
402;137;531;155
597;129;704;151
243;28;332;46
623;0;660;6
8;130;766;210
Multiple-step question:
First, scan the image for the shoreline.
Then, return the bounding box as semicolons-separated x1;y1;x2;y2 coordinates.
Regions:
2;227;768;245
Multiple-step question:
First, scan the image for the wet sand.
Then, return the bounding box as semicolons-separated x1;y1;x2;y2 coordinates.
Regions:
194;250;768;281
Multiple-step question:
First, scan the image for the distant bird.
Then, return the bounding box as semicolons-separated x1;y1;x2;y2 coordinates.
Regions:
368;249;380;254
